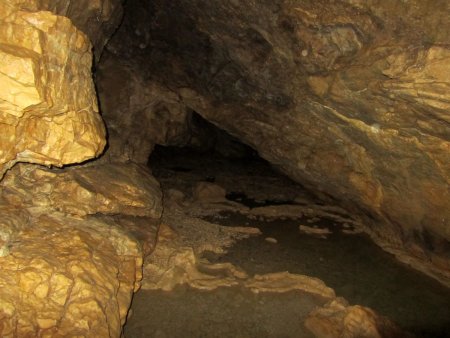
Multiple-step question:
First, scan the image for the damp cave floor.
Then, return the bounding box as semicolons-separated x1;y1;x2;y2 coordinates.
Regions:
124;148;450;338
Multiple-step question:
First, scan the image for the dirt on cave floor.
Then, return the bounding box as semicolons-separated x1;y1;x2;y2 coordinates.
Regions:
124;147;450;338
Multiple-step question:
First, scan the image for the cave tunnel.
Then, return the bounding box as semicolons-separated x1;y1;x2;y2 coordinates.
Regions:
1;0;450;337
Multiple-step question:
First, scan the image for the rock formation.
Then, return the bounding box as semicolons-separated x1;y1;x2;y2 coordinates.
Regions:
7;0;123;59
97;0;450;284
305;298;411;338
1;0;450;336
0;1;162;337
0;163;161;337
0;2;104;178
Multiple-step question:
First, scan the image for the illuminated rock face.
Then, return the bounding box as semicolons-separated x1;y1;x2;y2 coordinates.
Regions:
0;1;159;337
0;1;108;178
0;0;449;336
98;0;450;282
0;163;162;337
0;208;142;337
6;0;123;59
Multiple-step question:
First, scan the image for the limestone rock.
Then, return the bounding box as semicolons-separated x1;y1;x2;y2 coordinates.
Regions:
0;163;162;337
246;272;335;299
99;0;450;284
265;237;278;244
0;207;29;258
305;298;412;338
1;163;162;218
96;53;256;163
143;224;335;300
96;52;192;163
0;1;148;337
0;3;106;178
0;210;142;337
192;182;227;203
10;0;123;59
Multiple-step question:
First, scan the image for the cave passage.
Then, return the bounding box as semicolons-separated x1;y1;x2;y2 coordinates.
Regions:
3;1;450;337
123;136;450;338
203;211;450;337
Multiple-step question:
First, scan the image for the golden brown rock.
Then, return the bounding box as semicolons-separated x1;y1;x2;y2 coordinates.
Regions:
305;298;412;338
0;2;106;178
142;218;335;299
0;1;146;337
0;211;142;337
0;163;162;337
8;0;123;59
1;163;162;218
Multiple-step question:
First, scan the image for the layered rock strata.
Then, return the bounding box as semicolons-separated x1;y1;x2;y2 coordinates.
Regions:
98;0;450;284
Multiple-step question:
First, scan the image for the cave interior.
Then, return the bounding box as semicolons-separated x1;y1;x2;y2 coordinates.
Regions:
0;0;450;337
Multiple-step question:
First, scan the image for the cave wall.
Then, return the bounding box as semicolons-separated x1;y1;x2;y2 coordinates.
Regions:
97;0;450;279
0;1;164;336
0;5;99;177
0;0;124;177
0;0;449;335
96;52;255;163
96;52;192;163
8;0;124;59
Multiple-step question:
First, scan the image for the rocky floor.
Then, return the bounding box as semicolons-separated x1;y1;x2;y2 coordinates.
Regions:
124;148;450;338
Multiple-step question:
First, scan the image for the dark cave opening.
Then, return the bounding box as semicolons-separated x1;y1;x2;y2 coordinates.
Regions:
98;1;450;337
147;110;318;208
149;111;260;161
139;113;450;338
2;1;450;337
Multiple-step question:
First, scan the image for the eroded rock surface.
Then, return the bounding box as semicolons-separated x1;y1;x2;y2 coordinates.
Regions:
0;212;141;337
99;0;450;283
0;2;106;178
2;163;162;218
96;52;192;163
305;298;412;338
8;0;123;59
0;1;154;337
0;163;162;337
